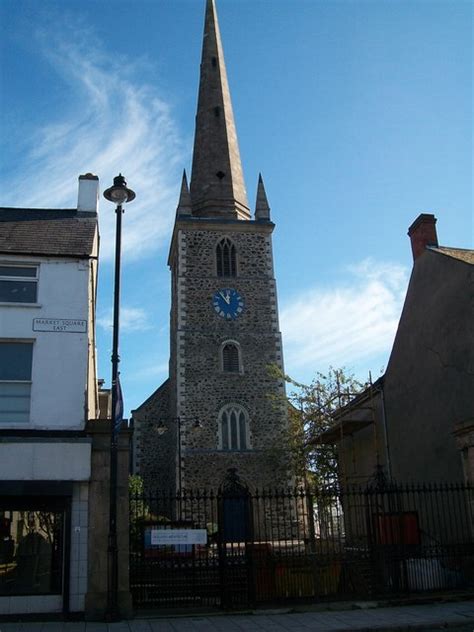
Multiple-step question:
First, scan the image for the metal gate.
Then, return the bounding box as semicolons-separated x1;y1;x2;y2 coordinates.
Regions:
129;469;254;609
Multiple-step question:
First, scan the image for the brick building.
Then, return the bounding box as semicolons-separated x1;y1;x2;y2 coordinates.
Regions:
132;0;289;493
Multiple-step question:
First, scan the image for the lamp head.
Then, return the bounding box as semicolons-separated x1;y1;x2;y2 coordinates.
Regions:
103;174;136;205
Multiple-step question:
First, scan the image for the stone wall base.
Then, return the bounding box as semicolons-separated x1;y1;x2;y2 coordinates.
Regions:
84;590;133;621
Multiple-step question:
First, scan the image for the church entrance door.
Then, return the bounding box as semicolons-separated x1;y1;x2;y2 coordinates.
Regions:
217;469;254;608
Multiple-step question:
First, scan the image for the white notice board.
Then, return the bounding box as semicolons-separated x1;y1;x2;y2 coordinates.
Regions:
150;528;207;546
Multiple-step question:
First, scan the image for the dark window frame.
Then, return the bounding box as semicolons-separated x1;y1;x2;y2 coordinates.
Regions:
0;265;38;304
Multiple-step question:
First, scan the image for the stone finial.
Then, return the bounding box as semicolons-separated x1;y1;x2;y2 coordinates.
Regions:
408;213;438;261
255;173;271;221
176;170;192;217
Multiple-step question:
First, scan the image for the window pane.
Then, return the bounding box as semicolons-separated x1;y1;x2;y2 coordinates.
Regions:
230;346;239;371
222;412;229;449
0;383;31;423
222;346;229;371
230;411;238;449
223;245;230;276
229;244;236;276
0;280;37;303
0;267;37;278
239;412;247;449
0;343;33;380
0;383;31;410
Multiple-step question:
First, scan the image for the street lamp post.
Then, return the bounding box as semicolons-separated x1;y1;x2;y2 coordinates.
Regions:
103;174;135;621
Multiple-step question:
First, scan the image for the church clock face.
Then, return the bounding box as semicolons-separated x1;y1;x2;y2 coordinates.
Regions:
213;288;244;320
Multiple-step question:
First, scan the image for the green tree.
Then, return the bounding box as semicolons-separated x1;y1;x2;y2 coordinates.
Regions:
269;366;365;486
129;474;148;523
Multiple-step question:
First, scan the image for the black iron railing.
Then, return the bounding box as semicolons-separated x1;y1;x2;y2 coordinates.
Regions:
129;482;474;609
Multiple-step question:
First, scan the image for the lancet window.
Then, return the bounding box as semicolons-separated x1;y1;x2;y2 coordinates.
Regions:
216;238;236;277
218;404;249;451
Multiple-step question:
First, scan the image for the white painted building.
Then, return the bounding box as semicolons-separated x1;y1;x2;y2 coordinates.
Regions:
0;174;99;615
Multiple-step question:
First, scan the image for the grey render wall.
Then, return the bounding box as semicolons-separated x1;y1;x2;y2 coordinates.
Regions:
383;250;473;482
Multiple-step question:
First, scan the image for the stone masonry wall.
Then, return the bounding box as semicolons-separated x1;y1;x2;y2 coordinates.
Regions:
171;221;290;491
131;380;176;494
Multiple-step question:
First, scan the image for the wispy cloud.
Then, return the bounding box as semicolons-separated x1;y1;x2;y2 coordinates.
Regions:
97;306;152;333
1;17;184;262
126;361;170;384
280;258;409;373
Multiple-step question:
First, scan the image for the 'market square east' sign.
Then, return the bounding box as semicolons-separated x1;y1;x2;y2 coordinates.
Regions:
33;318;87;333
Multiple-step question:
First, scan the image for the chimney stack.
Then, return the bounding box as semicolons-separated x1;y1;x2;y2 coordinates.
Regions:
408;213;438;262
77;173;99;213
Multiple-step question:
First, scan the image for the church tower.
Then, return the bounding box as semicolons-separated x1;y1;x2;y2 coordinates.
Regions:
132;0;288;492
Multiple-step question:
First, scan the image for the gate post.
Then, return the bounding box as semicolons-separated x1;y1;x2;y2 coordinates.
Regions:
84;420;133;620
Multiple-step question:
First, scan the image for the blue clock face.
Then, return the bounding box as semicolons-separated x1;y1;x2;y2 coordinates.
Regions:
213;288;244;320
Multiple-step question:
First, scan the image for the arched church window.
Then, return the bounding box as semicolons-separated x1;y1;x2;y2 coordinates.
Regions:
221;341;241;373
218;404;249;451
216;237;236;277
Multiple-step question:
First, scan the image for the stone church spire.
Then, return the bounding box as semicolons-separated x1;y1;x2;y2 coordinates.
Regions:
190;0;250;220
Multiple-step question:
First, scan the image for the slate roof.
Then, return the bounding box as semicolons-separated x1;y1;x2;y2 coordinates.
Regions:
0;208;97;257
430;246;474;265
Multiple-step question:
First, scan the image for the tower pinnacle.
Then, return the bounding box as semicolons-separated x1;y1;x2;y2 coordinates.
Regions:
176;170;192;217
255;173;271;221
189;0;250;220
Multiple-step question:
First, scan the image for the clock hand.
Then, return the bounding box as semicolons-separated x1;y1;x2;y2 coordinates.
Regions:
219;291;230;305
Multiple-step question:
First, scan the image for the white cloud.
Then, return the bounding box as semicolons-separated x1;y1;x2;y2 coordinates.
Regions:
1;19;184;262
280;258;409;373
97;306;152;333
126;361;170;383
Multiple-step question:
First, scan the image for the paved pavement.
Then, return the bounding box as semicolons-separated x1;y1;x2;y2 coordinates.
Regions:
1;600;474;632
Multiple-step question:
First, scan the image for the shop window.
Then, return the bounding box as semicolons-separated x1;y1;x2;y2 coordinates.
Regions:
0;501;65;596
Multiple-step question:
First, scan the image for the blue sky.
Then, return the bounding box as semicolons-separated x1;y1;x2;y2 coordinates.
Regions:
1;0;472;415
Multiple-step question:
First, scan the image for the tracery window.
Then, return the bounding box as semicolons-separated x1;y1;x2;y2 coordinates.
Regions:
221;341;241;373
216;238;236;277
218;404;249;451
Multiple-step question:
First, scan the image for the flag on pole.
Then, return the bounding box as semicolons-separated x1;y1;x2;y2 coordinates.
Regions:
114;375;124;435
